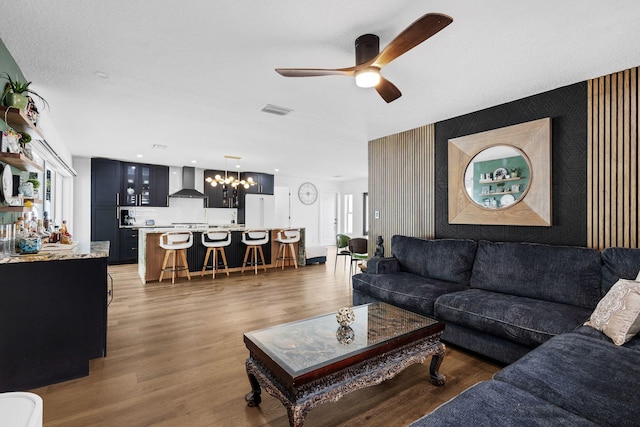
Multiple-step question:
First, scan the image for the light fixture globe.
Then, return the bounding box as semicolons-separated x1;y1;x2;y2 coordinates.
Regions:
355;67;381;88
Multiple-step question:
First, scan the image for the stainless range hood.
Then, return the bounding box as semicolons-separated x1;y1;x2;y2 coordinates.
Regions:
169;166;208;199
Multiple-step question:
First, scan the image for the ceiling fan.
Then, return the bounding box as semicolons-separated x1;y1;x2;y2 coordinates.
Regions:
275;13;453;103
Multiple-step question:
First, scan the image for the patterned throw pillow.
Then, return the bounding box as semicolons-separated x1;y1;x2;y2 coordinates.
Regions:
585;279;640;345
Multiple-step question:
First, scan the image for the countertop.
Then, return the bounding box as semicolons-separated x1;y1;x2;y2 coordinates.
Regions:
0;241;110;264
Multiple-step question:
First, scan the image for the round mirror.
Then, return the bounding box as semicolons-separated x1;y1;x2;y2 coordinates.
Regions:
463;145;531;209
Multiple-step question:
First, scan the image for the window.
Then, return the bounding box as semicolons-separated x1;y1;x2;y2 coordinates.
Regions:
363;192;369;236
343;194;353;234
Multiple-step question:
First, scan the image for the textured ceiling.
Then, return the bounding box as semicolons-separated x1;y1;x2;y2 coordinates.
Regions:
1;0;640;181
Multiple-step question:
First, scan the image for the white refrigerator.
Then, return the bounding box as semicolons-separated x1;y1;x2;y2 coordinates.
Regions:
244;194;275;229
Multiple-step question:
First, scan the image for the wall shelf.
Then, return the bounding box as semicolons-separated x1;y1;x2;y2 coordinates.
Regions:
0;152;44;173
0;205;32;213
0;106;44;139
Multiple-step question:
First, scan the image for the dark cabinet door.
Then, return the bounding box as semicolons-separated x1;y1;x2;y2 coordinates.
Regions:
151;165;169;207
91;206;119;263
91;158;121;263
121;163;152;206
119;228;139;263
204;169;238;208
122;163;168;207
91;158;120;206
242;172;274;195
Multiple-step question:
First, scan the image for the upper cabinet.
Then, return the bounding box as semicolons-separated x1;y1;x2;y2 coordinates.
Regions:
121;162;168;207
242;172;274;195
203;169;242;208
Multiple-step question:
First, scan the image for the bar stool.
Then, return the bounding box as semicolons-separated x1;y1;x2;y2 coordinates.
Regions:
159;231;193;284
241;230;269;274
275;228;300;269
201;229;232;278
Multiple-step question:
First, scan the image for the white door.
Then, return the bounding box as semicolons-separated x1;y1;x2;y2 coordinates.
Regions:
320;192;338;245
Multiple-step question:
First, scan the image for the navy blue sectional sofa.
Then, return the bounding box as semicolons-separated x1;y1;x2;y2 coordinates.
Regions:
352;235;640;426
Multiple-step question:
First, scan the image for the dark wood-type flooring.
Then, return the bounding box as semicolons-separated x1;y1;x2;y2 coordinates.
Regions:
31;250;501;426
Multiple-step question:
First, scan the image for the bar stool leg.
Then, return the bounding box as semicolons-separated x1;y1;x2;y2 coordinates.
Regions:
258;246;267;272
253;246;258;274
242;247;250;273
220;248;230;276
289;243;298;269
172;250;178;284
201;247;213;277
180;249;191;281
159;249;172;282
212;248;218;279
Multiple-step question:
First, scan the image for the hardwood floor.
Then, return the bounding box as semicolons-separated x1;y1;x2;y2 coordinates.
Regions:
31;252;502;426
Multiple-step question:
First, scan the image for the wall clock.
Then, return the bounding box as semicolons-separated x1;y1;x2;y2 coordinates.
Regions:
298;182;318;205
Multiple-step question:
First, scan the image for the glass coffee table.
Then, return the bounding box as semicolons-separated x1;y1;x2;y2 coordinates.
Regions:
244;302;445;427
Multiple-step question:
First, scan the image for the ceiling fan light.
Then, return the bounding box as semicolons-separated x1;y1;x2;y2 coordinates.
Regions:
355;68;380;88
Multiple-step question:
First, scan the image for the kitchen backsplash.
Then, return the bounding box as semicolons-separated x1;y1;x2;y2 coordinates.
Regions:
122;198;237;226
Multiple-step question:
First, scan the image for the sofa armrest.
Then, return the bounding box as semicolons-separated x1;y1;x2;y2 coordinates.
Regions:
367;257;400;274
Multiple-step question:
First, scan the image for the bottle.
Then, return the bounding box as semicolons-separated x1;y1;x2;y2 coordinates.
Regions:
60;220;68;236
50;226;60;244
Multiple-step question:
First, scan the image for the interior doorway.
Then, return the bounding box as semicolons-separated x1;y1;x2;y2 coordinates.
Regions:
320;192;338;246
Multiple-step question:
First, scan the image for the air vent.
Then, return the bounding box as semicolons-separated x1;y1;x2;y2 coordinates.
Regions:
260;104;293;116
151;144;168;149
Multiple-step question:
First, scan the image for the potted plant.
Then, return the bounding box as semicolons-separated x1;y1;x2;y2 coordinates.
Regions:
27;177;40;199
1;73;49;111
510;167;520;178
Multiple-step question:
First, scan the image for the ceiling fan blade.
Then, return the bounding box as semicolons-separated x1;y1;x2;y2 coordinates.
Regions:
275;67;355;77
375;77;402;103
372;13;453;68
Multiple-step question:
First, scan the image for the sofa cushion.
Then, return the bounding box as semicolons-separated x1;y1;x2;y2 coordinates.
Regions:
601;247;640;293
494;332;640;427
435;289;593;347
352;272;468;316
584;278;640;345
391;236;477;285
471;240;602;309
573;325;640;351
409;380;598;427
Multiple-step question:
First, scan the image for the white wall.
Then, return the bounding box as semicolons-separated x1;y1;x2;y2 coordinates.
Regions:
72;157;91;246
273;175;367;247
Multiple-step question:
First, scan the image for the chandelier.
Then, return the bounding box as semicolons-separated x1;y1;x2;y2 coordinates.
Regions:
205;155;256;189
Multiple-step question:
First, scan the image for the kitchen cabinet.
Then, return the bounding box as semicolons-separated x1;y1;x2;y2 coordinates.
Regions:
0;255;109;391
119;228;139;263
91;158;120;263
121;162;169;207
242;172;274;195
204;169;236;208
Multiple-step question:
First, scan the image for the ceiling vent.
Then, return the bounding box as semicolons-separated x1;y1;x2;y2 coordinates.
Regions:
260;104;293;116
151;144;168;149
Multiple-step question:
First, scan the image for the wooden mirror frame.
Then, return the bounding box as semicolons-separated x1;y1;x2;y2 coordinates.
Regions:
448;117;552;226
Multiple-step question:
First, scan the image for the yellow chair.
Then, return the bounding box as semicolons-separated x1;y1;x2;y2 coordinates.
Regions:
201;229;232;278
159;231;193;284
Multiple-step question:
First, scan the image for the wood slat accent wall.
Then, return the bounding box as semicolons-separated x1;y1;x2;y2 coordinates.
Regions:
368;124;435;256
588;67;639;249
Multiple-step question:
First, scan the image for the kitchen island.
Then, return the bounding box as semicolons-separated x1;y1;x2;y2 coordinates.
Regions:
0;241;111;391
137;228;305;283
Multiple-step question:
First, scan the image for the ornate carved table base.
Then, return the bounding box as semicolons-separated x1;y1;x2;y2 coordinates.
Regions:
245;336;445;427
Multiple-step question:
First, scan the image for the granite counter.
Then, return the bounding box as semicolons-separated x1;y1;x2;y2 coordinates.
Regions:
0;241;110;264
